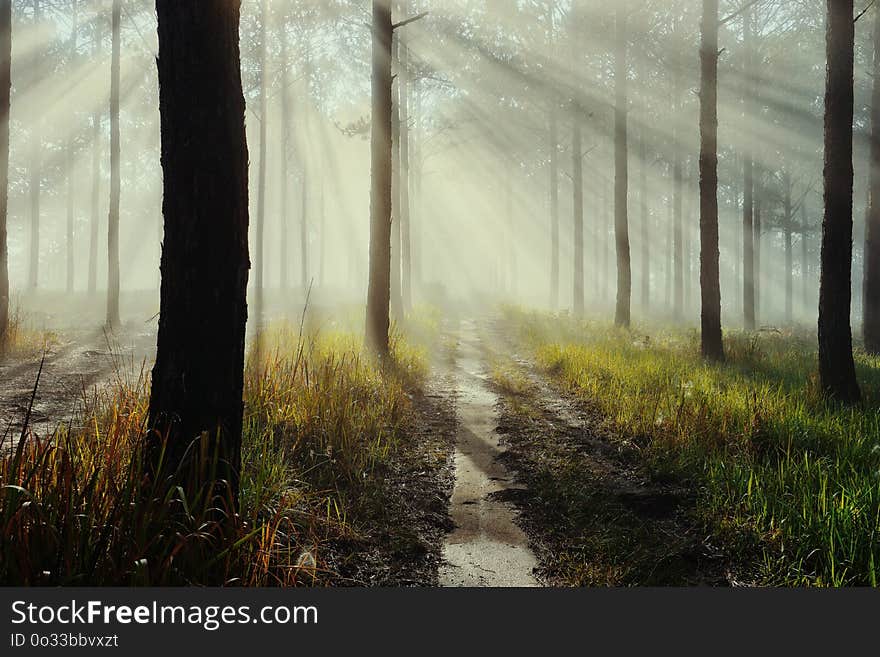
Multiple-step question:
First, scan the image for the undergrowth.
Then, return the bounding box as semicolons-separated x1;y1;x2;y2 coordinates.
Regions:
504;308;880;587
0;324;427;586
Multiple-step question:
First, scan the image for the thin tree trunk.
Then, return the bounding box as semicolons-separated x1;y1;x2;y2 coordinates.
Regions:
784;170;793;324
672;70;684;320
390;30;402;320
400;31;412;312
365;0;393;356
27;0;40;290
819;0;860;402
639;118;649;311
572;107;584;318
864;4;880;352
66;1;78;294
105;0;120;328
0;0;10;341
699;0;724;361
548;5;559;309
754;190;762;320
742;6;756;330
279;8;290;292
254;0;268;315
802;201;810;318
150;0;250;502
300;48;311;289
88;0;101;295
614;6;631;328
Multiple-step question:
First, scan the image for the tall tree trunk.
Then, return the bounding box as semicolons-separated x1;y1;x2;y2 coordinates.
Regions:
399;30;412;312
150;0;250;502
672;71;684;320
0;0;10;341
300;48;311;289
27;0;40;290
754;190;762;320
742;6;756;330
864;4;880;353
614;6;631;328
88;0;101;295
783;170;793;324
548;5;559;309
366;0;393;356
390;31;403;320
254;0;268;315
639;118;649;311
699;0;724;361
572;108;584;317
802;201;810;317
66;1;78;294
819;0;860;402
105;0;120;328
279;8;290;292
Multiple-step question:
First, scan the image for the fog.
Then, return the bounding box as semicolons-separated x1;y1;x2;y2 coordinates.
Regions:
3;0;871;329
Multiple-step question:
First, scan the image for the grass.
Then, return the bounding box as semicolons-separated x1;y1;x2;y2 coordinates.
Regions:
0;323;428;586
0;305;57;358
503;308;880;587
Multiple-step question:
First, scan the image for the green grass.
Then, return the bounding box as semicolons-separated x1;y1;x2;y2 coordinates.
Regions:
0;324;427;586
504;308;880;587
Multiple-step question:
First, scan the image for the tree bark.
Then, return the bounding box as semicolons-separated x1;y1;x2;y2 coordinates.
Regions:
366;0;393;356
105;0;120;329
699;0;724;361
399;28;412;312
614;5;631;329
672;70;684;320
864;4;880;353
819;0;860;402
639;116;649;311
548;5;559;309
149;0;250;501
0;0;10;341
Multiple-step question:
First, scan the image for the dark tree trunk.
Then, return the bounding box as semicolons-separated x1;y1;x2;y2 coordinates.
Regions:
742;7;756;330
366;0;393;356
572;108;584;318
699;0;724;361
27;0;40;290
819;0;860;402
864;4;880;353
783;171;793;324
149;0;250;501
66;1;78;294
614;6;631;329
105;0;120;329
0;0;10;341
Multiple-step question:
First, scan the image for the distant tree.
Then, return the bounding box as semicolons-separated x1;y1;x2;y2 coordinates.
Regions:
105;0;120;329
65;0;78;294
819;0;860;402
572;100;584;318
149;0;251;500
741;5;756;330
254;0;268;313
0;0;10;342
548;3;559;310
87;0;101;295
864;5;880;353
699;0;723;361
27;0;40;290
614;4;631;329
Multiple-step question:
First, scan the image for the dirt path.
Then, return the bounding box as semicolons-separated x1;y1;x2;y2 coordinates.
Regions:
0;324;156;442
439;320;538;587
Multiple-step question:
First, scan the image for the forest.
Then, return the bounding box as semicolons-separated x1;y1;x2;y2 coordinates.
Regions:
0;0;879;588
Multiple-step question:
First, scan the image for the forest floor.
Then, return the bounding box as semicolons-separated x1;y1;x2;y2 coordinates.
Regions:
0;323;156;445
434;317;730;586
